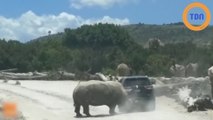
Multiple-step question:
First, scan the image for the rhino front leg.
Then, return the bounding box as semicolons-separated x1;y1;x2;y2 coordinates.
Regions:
83;105;91;117
109;104;116;115
75;104;82;117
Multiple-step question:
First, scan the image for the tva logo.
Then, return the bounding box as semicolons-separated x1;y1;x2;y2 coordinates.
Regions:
183;2;211;31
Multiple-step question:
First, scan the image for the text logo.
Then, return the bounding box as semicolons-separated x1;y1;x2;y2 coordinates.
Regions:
183;2;211;31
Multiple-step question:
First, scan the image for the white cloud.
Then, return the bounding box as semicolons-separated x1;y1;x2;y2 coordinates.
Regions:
83;16;129;25
0;11;129;42
70;0;133;9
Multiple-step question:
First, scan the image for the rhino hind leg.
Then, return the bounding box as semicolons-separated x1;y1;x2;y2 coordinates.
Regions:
75;104;82;117
83;105;91;117
109;105;116;115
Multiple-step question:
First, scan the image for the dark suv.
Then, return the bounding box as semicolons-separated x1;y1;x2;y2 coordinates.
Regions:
119;76;155;112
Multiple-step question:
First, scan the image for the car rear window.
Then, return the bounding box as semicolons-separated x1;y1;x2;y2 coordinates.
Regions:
123;78;151;87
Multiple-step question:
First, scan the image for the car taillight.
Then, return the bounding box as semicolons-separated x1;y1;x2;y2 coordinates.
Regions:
144;85;153;90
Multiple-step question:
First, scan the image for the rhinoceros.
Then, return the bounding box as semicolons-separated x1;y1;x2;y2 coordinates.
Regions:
73;80;127;117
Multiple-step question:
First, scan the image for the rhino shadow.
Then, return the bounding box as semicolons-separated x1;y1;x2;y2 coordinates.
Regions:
74;113;121;118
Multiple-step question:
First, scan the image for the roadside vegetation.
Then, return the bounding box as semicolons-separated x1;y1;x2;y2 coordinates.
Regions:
0;23;213;77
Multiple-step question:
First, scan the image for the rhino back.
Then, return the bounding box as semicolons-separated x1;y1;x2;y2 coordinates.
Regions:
73;80;126;106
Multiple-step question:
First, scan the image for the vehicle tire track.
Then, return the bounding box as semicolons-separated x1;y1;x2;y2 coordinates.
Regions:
1;82;73;103
0;83;73;110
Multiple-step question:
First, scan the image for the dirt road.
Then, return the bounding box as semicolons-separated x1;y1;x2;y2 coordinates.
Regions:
0;80;212;120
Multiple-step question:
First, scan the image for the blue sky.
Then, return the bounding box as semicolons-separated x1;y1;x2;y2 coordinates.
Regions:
0;0;212;41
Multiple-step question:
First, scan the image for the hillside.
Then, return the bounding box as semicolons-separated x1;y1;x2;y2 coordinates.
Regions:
33;23;213;46
124;23;213;46
0;23;213;77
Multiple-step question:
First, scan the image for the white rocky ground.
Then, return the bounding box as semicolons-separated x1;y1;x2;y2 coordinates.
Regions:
0;80;212;120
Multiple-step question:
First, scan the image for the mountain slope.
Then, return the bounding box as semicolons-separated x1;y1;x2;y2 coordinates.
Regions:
123;23;213;45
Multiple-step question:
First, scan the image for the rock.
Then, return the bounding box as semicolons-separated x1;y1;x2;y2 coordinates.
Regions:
116;63;130;76
170;64;185;77
187;95;213;112
15;81;21;85
185;63;198;77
